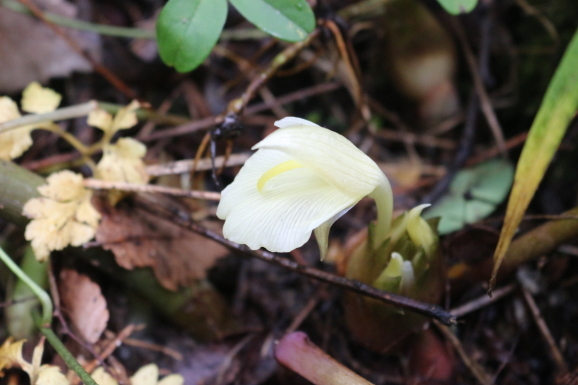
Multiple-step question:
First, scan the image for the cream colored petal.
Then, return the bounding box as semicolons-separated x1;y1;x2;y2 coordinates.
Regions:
274;116;321;128
87;108;113;132
254;118;386;197
313;207;352;260
21;82;61;114
218;148;358;252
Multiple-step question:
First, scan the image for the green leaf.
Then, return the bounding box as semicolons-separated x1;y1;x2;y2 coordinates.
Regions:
436;0;478;15
490;27;578;291
229;0;315;42
156;0;228;72
423;159;514;235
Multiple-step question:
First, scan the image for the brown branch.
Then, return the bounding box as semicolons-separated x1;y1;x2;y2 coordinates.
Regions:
448;16;507;156
137;195;456;326
83;179;221;201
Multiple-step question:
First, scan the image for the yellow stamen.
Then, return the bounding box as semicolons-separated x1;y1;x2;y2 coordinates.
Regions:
257;160;303;192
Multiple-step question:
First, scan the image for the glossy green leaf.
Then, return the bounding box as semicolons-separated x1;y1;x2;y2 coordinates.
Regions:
156;0;228;72
423;159;514;235
436;0;478;14
229;0;315;42
490;27;578;291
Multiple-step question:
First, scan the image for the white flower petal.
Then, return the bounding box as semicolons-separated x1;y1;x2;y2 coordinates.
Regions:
313;206;353;260
274;116;320;128
218;148;358;252
254;119;386;197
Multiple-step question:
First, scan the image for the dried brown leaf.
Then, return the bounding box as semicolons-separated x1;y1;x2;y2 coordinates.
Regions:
0;1;99;93
59;269;109;344
23;171;100;261
95;197;228;291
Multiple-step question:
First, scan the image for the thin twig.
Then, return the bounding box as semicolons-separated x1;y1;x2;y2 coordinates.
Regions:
83;179;221;201
140;82;341;142
285;286;325;335
448;14;507;156
138;196;456;325
145;153;250;177
519;282;568;373
0;101;98;134
224;29;321;118
420;93;479;204
434;320;494;385
450;283;517;318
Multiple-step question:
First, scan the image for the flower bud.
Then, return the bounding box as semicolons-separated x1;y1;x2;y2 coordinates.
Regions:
343;205;443;351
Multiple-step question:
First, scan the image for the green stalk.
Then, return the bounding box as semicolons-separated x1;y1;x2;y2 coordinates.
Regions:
2;0;266;41
1;0;155;39
0;246;52;326
0;101;98;134
34;315;99;385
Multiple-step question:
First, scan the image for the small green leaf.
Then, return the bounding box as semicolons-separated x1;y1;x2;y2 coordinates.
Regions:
229;0;315;42
436;0;478;15
423;160;514;235
156;0;228;72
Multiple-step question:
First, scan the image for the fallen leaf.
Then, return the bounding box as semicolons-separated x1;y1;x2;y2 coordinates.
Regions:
0;83;62;160
59;269;109;344
96;138;149;205
21;82;62;114
0;96;32;160
95;196;228;291
36;365;69;385
0;338;69;385
96;138;149;185
23;171;101;261
130;364;158;385
91;367;118;385
0;1;99;93
88;101;140;136
0;338;28;373
90;364;183;385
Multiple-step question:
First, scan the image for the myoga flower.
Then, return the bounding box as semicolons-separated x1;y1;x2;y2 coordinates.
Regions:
217;117;393;259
